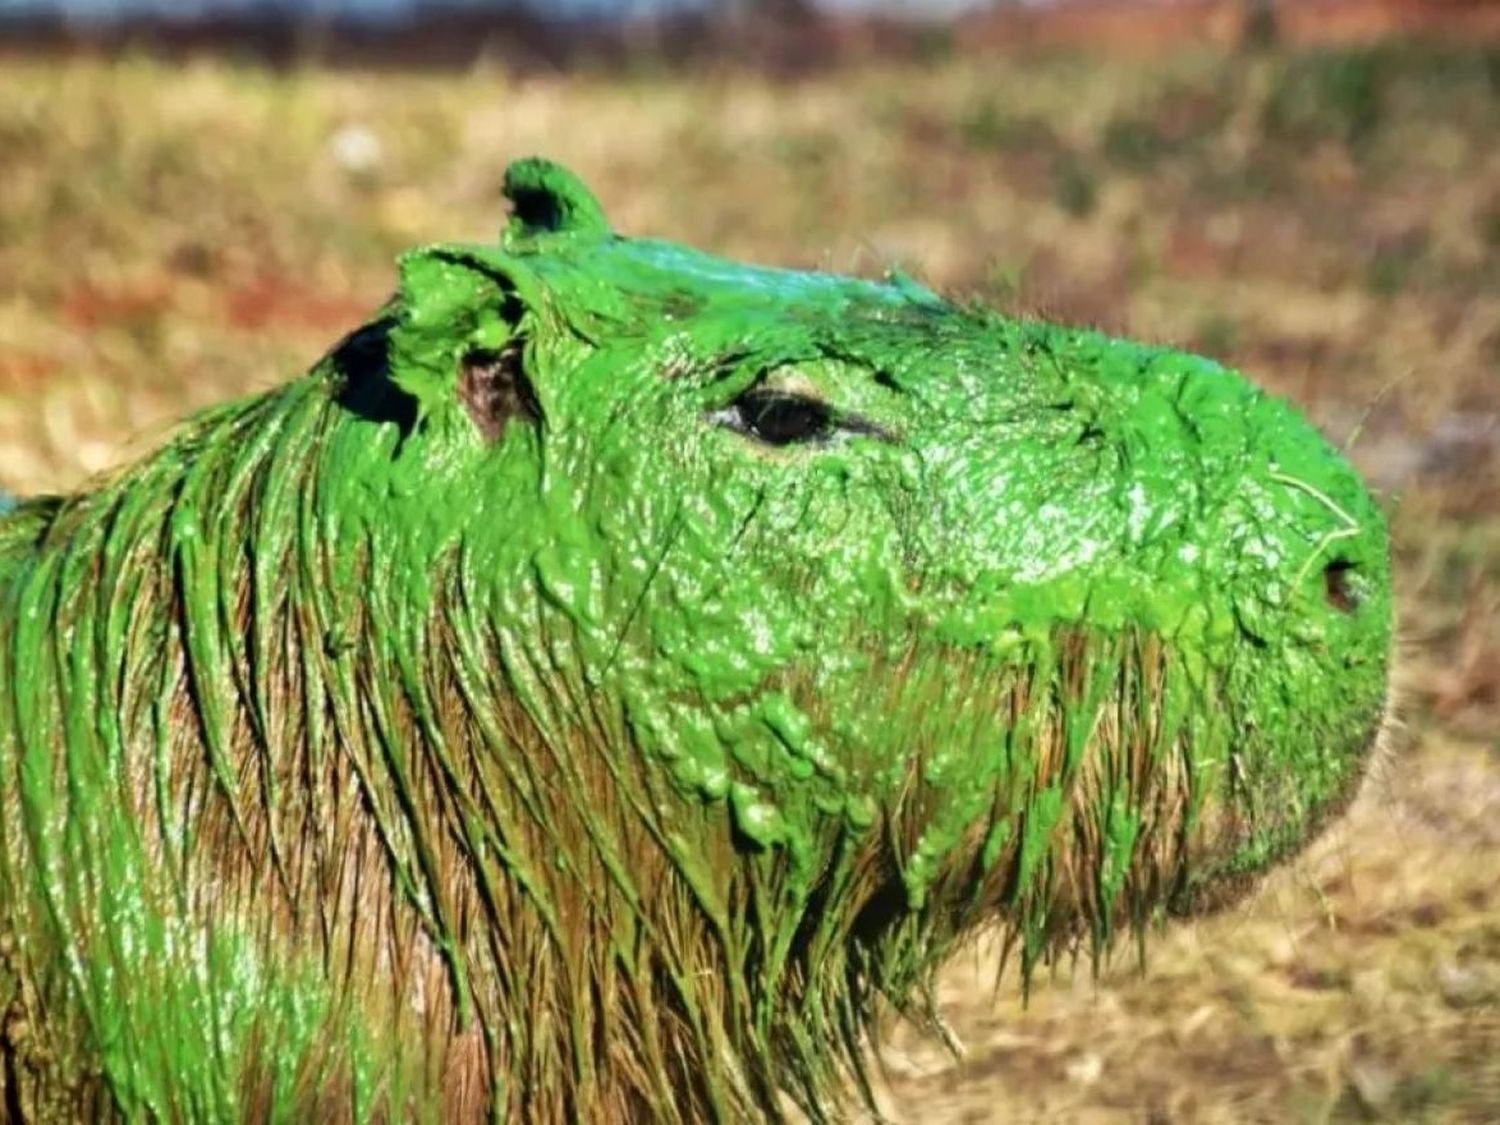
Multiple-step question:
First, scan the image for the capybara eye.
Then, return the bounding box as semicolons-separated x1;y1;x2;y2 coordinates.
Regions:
733;390;832;446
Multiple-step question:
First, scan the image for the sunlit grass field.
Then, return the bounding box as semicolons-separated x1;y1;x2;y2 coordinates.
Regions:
1;41;1496;1122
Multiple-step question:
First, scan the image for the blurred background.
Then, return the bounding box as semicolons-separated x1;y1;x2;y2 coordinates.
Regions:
1;0;1497;1119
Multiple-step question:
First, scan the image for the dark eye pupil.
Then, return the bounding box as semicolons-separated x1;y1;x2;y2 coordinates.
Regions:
740;392;830;446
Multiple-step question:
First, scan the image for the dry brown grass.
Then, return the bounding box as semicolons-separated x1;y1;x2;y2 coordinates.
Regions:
0;41;1496;1123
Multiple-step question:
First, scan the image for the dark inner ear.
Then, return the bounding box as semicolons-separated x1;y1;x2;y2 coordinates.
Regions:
508;187;563;234
332;315;419;437
459;343;539;441
419;250;538;441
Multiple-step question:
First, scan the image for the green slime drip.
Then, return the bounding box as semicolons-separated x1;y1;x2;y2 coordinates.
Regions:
0;157;1392;1123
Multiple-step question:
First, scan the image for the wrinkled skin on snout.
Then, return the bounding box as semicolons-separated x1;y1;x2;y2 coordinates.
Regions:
0;160;1391;1123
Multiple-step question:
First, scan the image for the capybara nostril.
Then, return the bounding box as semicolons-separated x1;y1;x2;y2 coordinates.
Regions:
1325;559;1360;614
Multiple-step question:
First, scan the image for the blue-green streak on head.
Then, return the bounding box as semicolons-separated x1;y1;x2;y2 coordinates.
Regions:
0;158;1391;1122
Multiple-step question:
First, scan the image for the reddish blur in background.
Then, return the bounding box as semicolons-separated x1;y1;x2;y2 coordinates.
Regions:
1;1;1497;1120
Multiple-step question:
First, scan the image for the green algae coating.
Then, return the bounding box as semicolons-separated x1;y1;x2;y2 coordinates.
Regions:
0;160;1391;1123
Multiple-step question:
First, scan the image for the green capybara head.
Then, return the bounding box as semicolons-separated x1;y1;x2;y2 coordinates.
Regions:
0;159;1391;1123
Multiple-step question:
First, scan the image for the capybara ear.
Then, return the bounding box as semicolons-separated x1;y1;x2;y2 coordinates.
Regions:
372;161;606;440
455;340;538;442
384;247;543;440
500;157;611;245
